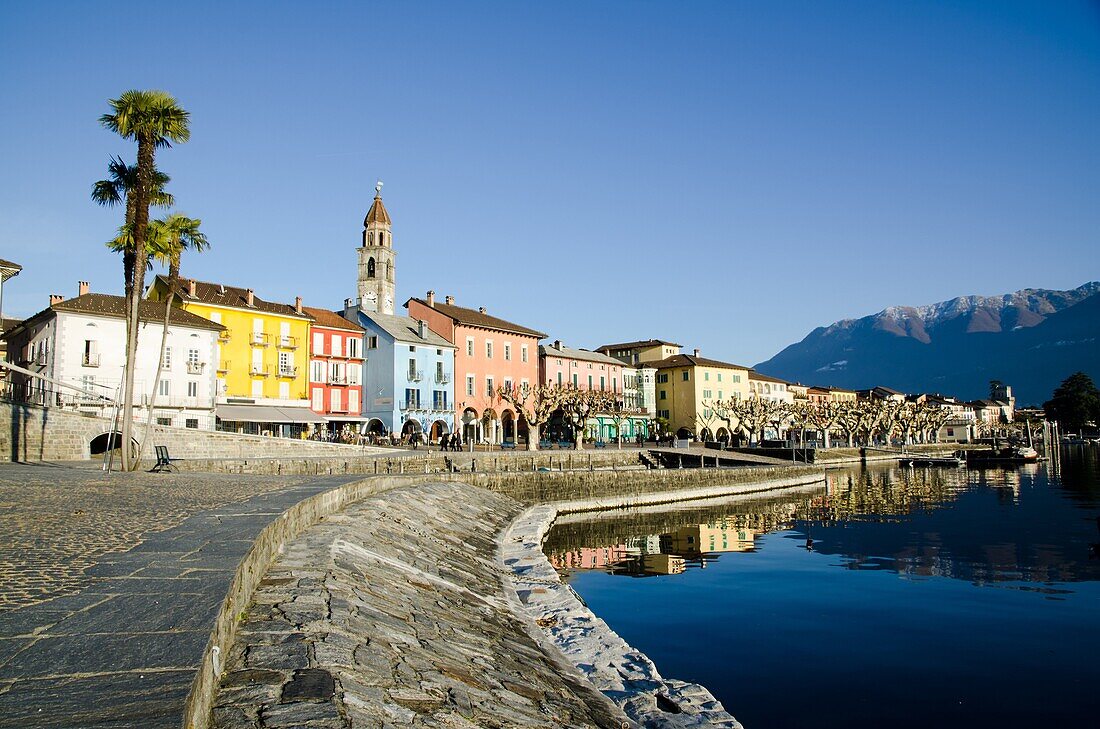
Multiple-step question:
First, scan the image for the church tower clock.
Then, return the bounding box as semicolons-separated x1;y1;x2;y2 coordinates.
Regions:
357;181;396;315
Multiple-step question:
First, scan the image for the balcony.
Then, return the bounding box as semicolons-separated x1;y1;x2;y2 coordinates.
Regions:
250;364;271;377
277;335;298;349
36;352;48;366
408;369;423;382
250;332;270;347
402;399;422;411
217;360;230;373
435;372;450;385
330;403;349;414
186;361;205;374
329;374;348;385
82;353;100;367
218;331;231;343
277;366;298;378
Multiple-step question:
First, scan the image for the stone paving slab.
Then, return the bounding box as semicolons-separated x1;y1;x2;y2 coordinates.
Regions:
210;481;629;728
0;466;364;729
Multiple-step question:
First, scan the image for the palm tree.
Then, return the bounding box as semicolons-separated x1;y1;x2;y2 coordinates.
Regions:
91;156;174;302
100;90;190;470
136;214;209;461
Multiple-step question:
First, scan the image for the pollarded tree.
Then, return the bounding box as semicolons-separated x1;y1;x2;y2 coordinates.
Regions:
559;386;617;450
498;382;564;451
805;400;844;448
1044;372;1100;433
836;404;863;447
100;90;190;470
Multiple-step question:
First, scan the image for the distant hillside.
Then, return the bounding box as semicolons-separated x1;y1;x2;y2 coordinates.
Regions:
754;283;1100;404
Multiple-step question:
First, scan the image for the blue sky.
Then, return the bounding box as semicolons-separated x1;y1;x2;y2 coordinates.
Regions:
2;1;1097;366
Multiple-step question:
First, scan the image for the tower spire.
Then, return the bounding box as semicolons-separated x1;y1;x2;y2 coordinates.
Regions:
357;180;396;315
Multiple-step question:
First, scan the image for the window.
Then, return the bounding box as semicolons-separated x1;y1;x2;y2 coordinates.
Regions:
278;382;290;399
658;409;670;419
331;389;342;412
557;372;563;385
503;378;513;393
185;418;198;429
348;390;359;412
504;343;511;361
409;358;417;380
521;344;528;363
162;347;172;370
157;417;172;426
159;380;170;397
436;362;444;381
466;338;474;357
704;372;710;381
612;377;617;392
312;389;324;410
718;390;723;399
600;376;606;391
367;335;378;349
188;382;198;398
486;376;494;397
433;390;447;409
587;375;593;389
682;371;689;381
717;373;723;382
404;388;420;408
347;337;360;358
311;360;326;383
466;375;474;396
486;341;493;359
657;373;668;384
332;334;342;354
313;332;323;352
367;257;376;278
330;361;344;383
348;365;360;385
572;373;578;387
732;374;741;383
251;380;263;398
703;389;712;399
409;345;415;352
660;390;667;400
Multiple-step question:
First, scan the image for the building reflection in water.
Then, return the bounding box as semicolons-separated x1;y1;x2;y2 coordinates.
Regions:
545;457;1100;587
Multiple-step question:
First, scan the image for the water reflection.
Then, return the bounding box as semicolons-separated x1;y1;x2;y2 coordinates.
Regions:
547;453;1100;587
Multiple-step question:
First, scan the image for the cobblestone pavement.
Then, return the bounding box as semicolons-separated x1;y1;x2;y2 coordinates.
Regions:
0;465;364;729
0;462;309;611
211;481;628;728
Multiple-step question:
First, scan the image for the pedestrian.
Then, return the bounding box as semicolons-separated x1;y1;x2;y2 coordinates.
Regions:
440;433;449;451
451;432;462;452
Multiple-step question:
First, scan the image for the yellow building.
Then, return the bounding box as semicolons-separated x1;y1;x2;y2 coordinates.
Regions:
650;349;751;440
148;276;323;436
596;338;682;366
666;523;757;556
826;386;858;404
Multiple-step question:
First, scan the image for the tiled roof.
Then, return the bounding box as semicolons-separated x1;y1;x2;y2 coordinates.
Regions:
0;259;22;271
539;342;622;366
364;194;391;226
361;310;455;348
748;370;790;384
406;298;547;339
302;307;364;333
648;353;751;371
595;338;681;352
166;276;313;320
7;293;225;336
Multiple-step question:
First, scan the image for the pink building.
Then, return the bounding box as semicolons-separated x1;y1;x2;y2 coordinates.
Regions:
406;291;545;445
539;340;623;392
549;545;629;570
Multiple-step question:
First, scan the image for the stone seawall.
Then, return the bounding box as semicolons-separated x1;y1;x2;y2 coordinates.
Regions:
190;465;825;728
0;400;387;462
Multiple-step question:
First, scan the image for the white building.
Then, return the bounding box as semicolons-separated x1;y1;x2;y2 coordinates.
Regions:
748;371;795;405
4;284;224;430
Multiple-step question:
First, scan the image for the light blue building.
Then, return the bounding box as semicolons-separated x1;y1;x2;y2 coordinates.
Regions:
342;303;456;441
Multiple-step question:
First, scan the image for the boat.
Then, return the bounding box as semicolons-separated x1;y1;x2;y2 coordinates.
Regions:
899;454;965;467
959;446;1040;465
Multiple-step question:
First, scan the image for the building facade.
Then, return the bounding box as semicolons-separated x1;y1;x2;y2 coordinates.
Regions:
596;339;682;366
407;291;545;445
649;349;752;441
148;277;323;436
303;307;365;434
4;285;223;431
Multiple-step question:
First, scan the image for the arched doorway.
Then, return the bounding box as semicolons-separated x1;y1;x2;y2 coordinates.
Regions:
716;427;730;445
700;427;713;442
501;410;515;443
482;408;499;444
461;407;479;444
401;419;422;437
366;418;386;435
676;426;693;441
89;432;134;456
429;420;449;441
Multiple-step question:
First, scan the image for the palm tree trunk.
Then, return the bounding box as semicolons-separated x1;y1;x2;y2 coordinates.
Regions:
137;275;176;463
121;136;155;471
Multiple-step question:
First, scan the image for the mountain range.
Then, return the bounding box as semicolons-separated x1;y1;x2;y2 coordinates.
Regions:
754;282;1100;405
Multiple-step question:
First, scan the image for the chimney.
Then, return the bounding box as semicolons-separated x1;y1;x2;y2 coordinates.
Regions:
693;348;700;357
344;297;354;310
49;294;64;307
78;281;89;296
478;306;486;314
553;339;562;350
188;279;197;297
417;320;426;339
426;290;435;307
246;289;254;306
295;296;303;315
445;295;454;305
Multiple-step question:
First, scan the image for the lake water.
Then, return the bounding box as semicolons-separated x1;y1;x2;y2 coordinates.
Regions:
544;448;1100;728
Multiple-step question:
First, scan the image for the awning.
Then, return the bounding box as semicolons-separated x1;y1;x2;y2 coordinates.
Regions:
216;404;327;424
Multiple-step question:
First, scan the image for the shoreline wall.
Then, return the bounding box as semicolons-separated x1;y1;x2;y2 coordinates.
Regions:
184;464;826;728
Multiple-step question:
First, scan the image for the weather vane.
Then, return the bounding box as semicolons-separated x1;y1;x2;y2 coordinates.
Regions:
375;180;383;196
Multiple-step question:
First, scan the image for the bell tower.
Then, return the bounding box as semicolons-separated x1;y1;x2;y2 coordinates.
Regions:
357;181;396;315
